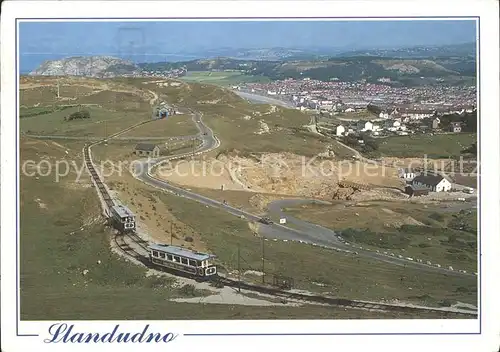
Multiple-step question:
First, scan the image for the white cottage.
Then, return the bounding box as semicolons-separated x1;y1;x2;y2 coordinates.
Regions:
412;174;452;192
335;125;346;136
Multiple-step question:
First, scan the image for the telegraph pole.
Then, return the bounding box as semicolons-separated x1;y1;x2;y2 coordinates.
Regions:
170;221;173;245
237;243;241;293
261;235;265;284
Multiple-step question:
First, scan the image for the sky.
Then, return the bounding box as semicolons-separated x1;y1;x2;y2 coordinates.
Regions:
19;20;477;71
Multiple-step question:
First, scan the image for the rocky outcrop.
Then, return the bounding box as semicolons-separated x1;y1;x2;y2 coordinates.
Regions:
29;56;140;77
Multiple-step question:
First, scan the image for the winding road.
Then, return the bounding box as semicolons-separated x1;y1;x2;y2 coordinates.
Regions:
129;110;476;278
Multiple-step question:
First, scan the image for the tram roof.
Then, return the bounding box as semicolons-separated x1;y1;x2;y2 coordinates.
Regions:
111;205;135;218
148;244;215;261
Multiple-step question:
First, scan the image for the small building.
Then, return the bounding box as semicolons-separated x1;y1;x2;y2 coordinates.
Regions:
135;143;160;158
379;111;389;119
412;174;452;192
432;117;440;129
398;168;416;181
335;125;345;136
405;185;430;197
357;121;373;131
449;122;462;133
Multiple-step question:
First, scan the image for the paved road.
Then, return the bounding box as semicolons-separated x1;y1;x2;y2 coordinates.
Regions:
130;111;475;278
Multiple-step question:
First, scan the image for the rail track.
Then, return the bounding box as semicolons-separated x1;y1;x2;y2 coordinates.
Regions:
82;114;477;319
111;234;477;318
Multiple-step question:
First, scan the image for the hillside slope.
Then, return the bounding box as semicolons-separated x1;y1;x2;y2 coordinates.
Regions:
30;56;141;77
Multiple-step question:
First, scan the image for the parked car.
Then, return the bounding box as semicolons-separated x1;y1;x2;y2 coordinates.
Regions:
259;217;273;225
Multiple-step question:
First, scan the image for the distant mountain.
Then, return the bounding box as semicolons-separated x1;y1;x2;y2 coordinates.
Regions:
336;42;476;59
139;55;476;85
175;47;342;61
29;56;141;77
30;53;476;87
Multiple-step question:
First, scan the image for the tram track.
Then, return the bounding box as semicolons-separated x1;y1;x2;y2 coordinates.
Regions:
110;235;477;318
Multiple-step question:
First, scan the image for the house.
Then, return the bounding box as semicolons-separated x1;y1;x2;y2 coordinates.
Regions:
398;168;416;181
135;143;160;158
449;122;462;133
405;185;430;197
378;111;389;119
335;125;345;137
412;174;452;192
432;117;440;129
357;121;373;131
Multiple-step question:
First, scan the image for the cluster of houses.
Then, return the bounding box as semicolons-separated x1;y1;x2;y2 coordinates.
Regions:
319;115;465;138
239;78;477;116
398;169;453;197
139;67;187;79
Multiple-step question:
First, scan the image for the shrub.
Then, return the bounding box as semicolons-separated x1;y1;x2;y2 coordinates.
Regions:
66;109;91;121
184;236;194;243
178;284;196;297
429;212;445;222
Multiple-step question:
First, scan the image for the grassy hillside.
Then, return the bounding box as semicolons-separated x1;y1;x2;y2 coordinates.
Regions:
19;138;473;319
378;133;477;158
139;80;352;158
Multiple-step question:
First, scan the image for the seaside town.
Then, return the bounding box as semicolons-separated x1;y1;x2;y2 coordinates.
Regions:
233;78;477;139
236;78;476;117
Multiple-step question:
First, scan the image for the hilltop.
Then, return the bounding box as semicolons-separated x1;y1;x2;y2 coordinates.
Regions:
29;56;141;77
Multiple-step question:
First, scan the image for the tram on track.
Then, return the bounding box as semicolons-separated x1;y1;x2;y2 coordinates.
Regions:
148;244;217;279
110;204;136;233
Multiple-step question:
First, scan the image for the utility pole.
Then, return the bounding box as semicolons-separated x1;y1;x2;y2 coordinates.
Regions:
57;79;60;98
261;235;265;284
170;221;173;245
237;243;241;293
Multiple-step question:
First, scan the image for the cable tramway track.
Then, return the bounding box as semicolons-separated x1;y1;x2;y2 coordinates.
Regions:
83;115;477;319
110;236;477;318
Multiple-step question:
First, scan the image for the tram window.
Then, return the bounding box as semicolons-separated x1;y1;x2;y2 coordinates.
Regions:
160;252;165;259
167;254;173;261
173;256;180;263
152;251;159;257
181;258;188;265
188;259;197;267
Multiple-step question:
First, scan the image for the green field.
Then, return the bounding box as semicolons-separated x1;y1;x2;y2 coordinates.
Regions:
181;71;271;86
20;106;152;137
285;201;478;273
378;133;477;158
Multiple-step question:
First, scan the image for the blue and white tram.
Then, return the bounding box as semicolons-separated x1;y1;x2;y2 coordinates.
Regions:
148;244;217;278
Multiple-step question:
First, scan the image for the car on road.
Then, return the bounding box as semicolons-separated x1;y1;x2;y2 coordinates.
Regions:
259;217;273;225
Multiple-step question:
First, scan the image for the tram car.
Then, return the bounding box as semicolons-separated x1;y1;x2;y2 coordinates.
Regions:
109;204;136;233
148;244;217;278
